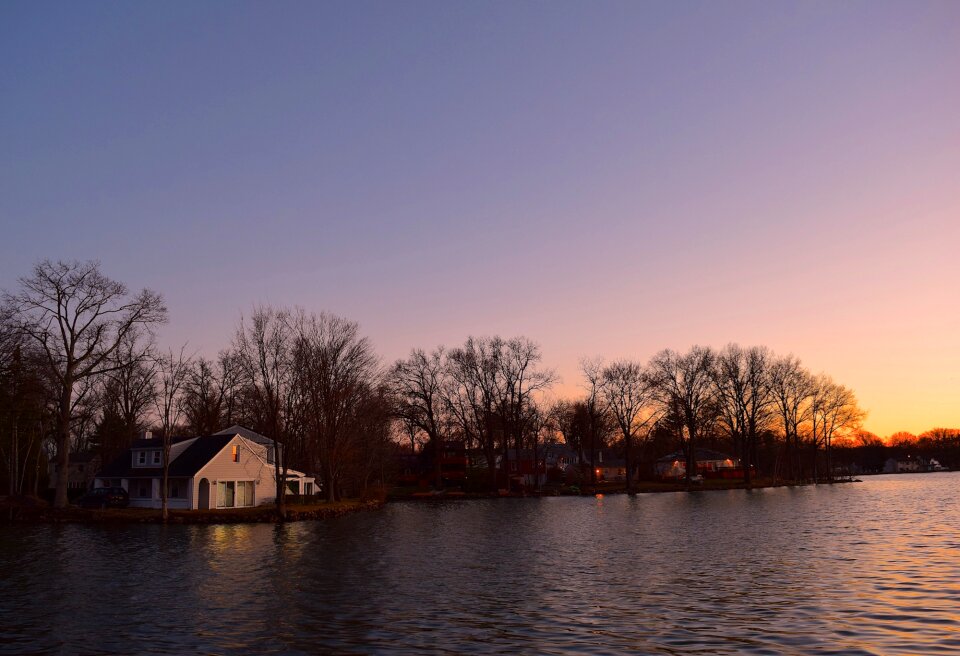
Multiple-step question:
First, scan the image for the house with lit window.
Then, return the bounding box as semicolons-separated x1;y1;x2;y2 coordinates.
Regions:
655;448;745;480
94;427;315;509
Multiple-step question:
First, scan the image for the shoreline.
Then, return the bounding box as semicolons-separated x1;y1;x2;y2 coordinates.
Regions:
3;477;869;523
391;477;859;501
0;499;384;525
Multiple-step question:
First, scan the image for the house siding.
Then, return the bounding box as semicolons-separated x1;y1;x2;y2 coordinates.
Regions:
193;436;276;509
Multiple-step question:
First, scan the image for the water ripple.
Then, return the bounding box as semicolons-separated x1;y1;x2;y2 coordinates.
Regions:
2;473;959;654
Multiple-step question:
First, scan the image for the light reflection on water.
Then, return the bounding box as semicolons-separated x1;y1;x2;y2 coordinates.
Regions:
1;473;959;654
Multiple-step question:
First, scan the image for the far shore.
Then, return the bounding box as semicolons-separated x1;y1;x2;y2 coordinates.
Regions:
3;478;867;524
390;477;859;501
0;498;383;525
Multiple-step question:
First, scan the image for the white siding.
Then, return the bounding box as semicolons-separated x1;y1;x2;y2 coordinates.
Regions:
193;436;276;509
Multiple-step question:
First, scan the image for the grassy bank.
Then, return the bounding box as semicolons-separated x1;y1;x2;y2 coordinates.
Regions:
0;497;383;525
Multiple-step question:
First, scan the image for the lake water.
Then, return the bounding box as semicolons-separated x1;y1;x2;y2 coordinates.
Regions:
2;473;958;654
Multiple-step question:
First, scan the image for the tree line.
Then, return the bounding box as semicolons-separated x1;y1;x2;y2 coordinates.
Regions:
392;341;868;494
0;261;390;516
1;259;947;515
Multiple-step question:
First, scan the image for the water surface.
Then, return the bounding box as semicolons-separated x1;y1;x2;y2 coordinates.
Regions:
2;473;958;654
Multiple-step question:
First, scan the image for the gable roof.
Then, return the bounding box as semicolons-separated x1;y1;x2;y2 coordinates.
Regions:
98;434;235;479
214;425;273;445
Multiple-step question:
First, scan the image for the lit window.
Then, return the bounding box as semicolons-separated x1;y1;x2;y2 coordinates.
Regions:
232;445;240;462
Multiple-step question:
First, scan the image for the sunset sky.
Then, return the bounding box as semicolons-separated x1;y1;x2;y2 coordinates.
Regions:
2;1;958;437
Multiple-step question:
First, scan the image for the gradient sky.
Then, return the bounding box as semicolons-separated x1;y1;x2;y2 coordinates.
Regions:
2;1;958;437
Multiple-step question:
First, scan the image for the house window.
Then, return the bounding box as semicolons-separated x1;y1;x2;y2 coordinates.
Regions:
217;481;235;508
267;446;275;465
232;445;240;462
237;481;254;507
216;481;253;507
152;451;161;465
137;451;146;465
165;479;186;499
136;482;150;498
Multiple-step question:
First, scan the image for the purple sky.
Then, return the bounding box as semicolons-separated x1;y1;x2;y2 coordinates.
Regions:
2;1;959;436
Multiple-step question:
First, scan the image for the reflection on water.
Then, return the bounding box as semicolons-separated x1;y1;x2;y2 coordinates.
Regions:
2;473;959;654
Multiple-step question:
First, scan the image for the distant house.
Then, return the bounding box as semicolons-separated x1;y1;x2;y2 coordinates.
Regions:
883;457;947;473
94;428;315;509
655;448;743;480
48;452;101;493
596;457;627;482
579;449;626;482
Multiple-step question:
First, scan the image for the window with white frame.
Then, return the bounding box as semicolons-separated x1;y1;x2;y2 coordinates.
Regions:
152;450;161;465
137;451;146;465
216;480;253;508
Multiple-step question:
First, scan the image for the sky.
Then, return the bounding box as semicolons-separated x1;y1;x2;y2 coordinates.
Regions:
1;1;958;437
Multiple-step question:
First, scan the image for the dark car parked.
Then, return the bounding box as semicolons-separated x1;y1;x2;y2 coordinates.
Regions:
78;486;130;509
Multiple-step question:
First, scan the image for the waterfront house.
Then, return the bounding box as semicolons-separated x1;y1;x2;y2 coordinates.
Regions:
594;453;627;482
655;448;744;480
48;452;101;495
94;428;315;509
882;456;947;473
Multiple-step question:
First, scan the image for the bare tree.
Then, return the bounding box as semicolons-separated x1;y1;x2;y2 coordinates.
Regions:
390;347;448;488
0;310;53;497
497;337;556;486
182;352;239;436
713;344;775;488
809;375;864;482
234;306;298;518
580;357;612;485
153;346;191;520
4;260;167;507
95;330;157;462
649;346;717;487
547;399;577;455
293;310;379;502
445;337;507;493
769;355;814;482
601;360;658;494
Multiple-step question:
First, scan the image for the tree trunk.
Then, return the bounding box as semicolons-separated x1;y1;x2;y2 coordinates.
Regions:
274;442;288;518
625;432;634;494
325;461;336;503
589;433;597;485
161;445;169;521
54;381;73;508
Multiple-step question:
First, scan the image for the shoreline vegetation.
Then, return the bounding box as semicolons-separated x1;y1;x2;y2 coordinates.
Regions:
4;260;958;518
2;476;871;524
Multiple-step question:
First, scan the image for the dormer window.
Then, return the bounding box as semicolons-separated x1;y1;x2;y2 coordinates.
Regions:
152;451;161;465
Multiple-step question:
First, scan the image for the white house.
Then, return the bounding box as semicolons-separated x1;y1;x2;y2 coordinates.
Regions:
94;428;315;510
